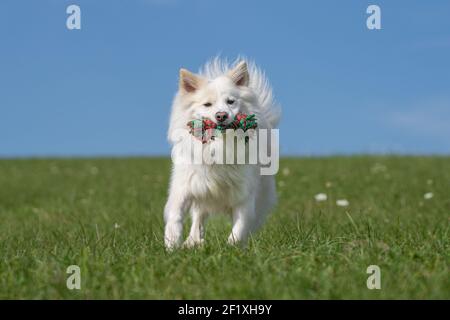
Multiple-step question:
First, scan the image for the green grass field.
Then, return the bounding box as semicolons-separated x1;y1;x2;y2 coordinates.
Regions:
0;156;448;299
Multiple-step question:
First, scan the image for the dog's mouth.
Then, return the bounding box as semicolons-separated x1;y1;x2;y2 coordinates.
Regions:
215;119;232;127
215;114;237;127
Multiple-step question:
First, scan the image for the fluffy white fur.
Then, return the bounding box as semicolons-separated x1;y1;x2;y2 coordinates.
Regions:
164;58;281;249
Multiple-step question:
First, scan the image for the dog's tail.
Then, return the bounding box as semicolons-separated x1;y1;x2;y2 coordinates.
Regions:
200;57;281;129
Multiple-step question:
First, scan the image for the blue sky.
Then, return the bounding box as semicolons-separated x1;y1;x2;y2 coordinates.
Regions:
1;0;449;157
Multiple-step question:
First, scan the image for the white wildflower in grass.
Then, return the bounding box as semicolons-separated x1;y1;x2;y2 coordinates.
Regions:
314;193;327;201
282;167;290;176
424;192;434;200
336;199;349;207
325;181;332;188
114;223;120;229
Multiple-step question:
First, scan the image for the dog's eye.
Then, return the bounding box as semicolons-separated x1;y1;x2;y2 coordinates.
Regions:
203;102;212;107
226;99;235;105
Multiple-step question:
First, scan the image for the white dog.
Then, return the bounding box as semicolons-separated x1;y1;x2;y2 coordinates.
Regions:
164;58;281;249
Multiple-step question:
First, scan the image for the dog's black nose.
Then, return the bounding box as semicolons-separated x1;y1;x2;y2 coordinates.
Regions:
215;112;229;122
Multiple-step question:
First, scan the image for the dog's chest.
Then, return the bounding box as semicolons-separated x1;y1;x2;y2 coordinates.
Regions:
188;165;251;207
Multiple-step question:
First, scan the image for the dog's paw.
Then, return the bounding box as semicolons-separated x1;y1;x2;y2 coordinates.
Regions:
227;234;249;247
164;223;183;251
183;237;205;249
164;234;182;251
164;239;180;252
227;234;240;246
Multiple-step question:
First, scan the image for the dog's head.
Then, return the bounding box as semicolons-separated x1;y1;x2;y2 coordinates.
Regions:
177;61;252;126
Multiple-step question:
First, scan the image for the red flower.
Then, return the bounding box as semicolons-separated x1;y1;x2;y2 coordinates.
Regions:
203;119;217;130
235;113;247;121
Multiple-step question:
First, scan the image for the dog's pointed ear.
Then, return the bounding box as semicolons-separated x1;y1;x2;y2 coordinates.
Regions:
228;61;249;86
179;68;204;94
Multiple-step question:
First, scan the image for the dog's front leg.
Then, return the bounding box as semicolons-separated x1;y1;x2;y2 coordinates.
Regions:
183;206;206;248
164;189;190;250
228;197;256;246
